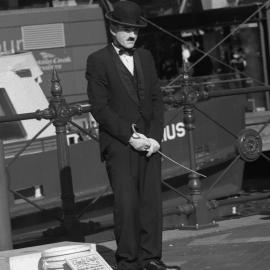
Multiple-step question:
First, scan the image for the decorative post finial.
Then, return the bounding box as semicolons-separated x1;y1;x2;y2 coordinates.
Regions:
51;66;62;98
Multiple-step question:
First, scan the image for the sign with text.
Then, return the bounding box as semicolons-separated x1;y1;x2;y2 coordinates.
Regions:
66;250;112;270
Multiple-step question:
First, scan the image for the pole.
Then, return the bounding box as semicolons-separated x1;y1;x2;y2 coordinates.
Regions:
0;140;13;250
0;69;91;241
50;68;84;241
180;65;215;229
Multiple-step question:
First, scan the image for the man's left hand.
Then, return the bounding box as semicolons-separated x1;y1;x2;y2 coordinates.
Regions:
146;138;160;157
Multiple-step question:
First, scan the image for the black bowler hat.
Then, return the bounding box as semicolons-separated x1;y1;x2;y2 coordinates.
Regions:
105;1;147;28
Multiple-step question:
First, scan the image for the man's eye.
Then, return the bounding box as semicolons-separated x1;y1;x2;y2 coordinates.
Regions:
123;27;136;32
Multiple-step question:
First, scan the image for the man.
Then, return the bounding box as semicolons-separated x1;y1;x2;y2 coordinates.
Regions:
86;2;180;270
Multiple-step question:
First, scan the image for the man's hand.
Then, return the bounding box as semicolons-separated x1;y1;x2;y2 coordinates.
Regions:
146;138;160;157
129;132;150;151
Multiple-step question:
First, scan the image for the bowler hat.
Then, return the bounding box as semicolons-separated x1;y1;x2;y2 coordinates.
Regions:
105;1;147;28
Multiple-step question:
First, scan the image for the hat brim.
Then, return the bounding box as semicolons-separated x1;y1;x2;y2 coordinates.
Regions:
105;12;147;28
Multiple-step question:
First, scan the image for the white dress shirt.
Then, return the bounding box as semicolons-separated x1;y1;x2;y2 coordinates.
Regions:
112;43;134;75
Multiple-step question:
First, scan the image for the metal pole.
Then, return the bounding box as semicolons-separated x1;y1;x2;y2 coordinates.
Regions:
183;105;201;199
165;85;270;97
260;7;270;110
0;69;91;241
0;140;13;250
50;69;84;241
179;65;216;229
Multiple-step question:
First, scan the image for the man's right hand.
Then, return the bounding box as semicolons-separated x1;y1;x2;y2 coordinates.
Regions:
129;132;150;151
146;138;160;157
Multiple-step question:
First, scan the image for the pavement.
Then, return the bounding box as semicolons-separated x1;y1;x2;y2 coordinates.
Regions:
93;214;270;270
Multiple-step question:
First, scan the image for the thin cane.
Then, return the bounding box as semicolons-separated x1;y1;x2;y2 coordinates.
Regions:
131;124;206;178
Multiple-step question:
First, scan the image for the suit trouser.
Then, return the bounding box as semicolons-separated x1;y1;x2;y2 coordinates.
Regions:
105;142;162;270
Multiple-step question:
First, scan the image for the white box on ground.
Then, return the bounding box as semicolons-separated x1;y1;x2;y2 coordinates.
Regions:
0;241;96;270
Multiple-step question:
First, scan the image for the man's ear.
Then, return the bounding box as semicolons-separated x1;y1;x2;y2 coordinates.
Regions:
109;25;116;37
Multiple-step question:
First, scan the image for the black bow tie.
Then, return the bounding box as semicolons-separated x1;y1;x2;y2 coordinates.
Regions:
118;48;135;56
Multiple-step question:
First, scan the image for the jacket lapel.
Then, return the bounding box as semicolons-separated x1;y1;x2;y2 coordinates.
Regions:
134;51;146;102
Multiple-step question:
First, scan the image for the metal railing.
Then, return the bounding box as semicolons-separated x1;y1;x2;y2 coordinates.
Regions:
162;64;270;228
0;68;91;242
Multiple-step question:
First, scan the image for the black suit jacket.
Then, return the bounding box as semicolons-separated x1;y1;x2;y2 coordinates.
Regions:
86;44;164;160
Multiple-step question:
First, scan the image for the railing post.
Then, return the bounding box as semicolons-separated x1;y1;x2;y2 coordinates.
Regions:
180;65;215;229
48;68;84;241
0;68;93;242
0;140;13;250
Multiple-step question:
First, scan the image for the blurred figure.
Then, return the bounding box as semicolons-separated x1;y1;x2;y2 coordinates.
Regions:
161;57;178;80
230;47;247;87
185;41;214;77
230;47;247;72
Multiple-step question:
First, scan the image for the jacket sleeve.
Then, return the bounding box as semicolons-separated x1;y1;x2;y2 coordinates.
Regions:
86;54;132;144
147;52;164;143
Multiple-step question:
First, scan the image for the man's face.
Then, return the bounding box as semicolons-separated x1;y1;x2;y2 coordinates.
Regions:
111;25;139;49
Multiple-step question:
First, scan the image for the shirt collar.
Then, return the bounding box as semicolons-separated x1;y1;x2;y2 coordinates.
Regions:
112;43;121;54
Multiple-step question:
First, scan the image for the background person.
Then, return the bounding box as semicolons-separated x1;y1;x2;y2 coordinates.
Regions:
186;41;213;77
